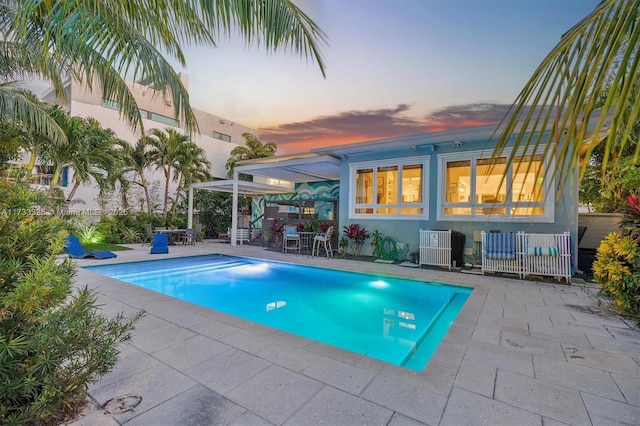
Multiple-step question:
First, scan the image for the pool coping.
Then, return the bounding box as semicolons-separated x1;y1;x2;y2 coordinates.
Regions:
68;241;640;425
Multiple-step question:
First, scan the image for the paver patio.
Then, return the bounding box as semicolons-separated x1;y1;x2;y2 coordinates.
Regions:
67;241;639;426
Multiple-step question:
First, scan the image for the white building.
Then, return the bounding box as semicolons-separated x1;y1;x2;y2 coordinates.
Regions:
32;73;257;213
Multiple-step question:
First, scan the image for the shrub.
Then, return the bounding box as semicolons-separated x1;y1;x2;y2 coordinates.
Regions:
343;223;370;256
0;182;142;424
592;232;640;323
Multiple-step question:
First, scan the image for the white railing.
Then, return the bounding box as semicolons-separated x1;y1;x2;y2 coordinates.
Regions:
419;229;453;270
481;231;572;283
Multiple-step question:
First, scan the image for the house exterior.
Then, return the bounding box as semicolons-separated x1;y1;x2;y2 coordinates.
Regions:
28;73;257;212
231;123;581;267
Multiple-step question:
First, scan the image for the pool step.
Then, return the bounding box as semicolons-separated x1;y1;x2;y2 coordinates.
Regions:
112;260;249;281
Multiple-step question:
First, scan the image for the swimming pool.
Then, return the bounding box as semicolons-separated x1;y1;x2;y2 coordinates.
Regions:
85;255;471;371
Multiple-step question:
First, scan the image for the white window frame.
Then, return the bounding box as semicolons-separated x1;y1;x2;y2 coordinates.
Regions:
436;149;555;223
348;156;429;220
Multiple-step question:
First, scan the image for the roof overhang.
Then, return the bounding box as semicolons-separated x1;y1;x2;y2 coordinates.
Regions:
189;180;293;196
235;153;341;183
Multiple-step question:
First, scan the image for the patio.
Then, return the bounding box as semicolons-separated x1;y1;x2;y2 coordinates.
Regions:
68;241;639;425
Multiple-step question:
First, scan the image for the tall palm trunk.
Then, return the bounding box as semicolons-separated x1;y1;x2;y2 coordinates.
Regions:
162;166;171;221
170;174;185;221
59;177;81;216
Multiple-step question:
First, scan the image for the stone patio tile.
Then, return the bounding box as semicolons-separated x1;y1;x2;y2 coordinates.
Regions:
226;365;324;425
561;344;640;378
529;323;593;349
540;417;571;426
143;302;210;328
552;320;612;338
153;334;235;371
441;387;541;426
283;385;393;426
89;363;198;424
503;308;553;329
453;359;496;398
217;327;278;353
419;341;466;397
494;370;590;425
570;309;630;328
500;332;566;360
131;322;197;353
360;375;447;425
229;411;273;426
471;325;500;345
300;355;375;396
464;340;534;377
611;372;640;407
126;385;246;426
129;313;172;336
189;318;242;339
586;333;640;358
477;316;532;336
387;412;427;425
256;341;320;372
185;349;271;395
582;392;640;426
505;294;546;308
304;340;365;365
532;355;625;401
88;345;160;392
442;322;474;345
604;324;640;342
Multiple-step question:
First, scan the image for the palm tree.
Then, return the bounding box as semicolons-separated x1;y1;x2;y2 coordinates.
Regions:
493;0;640;188
118;138;155;214
1;1;327;140
170;142;212;221
226;133;278;179
147;128;191;221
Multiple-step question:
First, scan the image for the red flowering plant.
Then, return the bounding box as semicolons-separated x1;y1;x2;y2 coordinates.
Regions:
296;222;305;232
270;217;283;233
618;194;640;241
320;221;331;233
343;223;370;256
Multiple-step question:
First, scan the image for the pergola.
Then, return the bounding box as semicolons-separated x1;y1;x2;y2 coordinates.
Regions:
187;153;341;246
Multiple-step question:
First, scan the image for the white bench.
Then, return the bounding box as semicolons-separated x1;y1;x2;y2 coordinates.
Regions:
481;231;572;283
236;228;250;245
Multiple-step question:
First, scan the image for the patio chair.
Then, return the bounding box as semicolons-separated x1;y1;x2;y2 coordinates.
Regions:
179;228;195;245
142;223;153;246
64;236;117;259
150;233;169;254
312;226;334;258
282;225;301;255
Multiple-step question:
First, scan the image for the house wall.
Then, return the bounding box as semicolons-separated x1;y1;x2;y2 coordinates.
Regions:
337;137;578;263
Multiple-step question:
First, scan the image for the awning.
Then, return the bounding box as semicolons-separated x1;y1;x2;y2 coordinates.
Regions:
235;153;341;182
190;180;293;196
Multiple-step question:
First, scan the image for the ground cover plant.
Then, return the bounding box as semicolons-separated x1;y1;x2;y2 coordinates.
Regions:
0;182;142;424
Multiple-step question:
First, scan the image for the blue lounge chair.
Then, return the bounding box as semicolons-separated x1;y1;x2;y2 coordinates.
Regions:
150;233;169;254
64;236;117;259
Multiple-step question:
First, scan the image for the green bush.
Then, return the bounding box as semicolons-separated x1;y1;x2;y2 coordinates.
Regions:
0;182;142;424
593;232;640;324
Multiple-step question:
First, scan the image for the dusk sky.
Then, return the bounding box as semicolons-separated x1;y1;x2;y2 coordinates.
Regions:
173;0;600;154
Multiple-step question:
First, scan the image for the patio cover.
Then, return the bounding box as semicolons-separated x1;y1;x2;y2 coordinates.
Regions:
188;154;341;246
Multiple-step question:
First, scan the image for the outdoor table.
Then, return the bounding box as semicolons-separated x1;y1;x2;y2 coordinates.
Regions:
297;232;317;255
154;228;187;245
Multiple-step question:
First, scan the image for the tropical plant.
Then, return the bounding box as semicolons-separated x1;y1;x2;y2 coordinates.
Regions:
370;229;383;259
226;133;278;179
592;232;640;323
1;0;327;142
77;223;103;245
193;190;233;238
169;141;212;221
618;193;640;241
338;235;349;255
147;128;190;221
493;0;640;191
0;181;143;424
343;223;370;256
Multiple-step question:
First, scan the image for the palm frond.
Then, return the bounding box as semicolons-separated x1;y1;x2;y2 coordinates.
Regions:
493;0;640;186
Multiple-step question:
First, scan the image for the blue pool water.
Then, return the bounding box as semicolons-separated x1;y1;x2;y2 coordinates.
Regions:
85;255;471;371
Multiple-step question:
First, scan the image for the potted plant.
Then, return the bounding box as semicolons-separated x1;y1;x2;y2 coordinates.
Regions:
370;229;383;259
343;223;370;257
338;235;349;256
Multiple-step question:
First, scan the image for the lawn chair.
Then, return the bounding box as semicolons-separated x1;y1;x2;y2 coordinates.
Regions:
312;226;334;258
64;236;117;259
142;223;153;246
150;233;169;254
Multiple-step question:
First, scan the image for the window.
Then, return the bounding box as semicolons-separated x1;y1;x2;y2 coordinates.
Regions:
212;131;231;142
349;157;429;219
438;150;553;222
101;99;120;110
150;113;179;127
